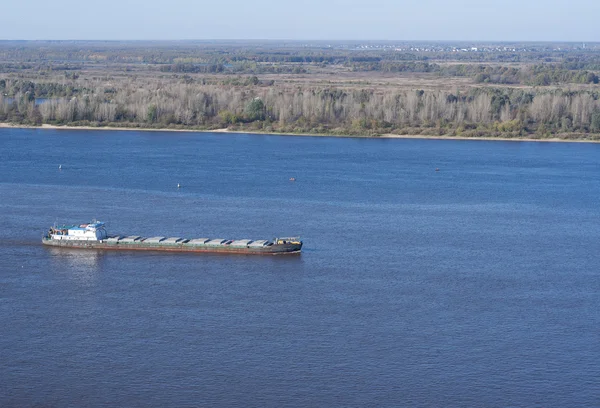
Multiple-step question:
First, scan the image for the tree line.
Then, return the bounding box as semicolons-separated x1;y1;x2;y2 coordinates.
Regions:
349;62;599;85
1;78;599;138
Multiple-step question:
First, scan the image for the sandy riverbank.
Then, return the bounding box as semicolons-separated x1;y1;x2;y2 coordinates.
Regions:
0;123;215;133
1;122;599;143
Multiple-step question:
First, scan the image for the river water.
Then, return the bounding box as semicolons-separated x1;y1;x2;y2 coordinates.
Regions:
1;129;599;407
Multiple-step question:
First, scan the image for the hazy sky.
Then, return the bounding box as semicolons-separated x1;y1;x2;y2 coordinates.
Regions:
1;0;598;41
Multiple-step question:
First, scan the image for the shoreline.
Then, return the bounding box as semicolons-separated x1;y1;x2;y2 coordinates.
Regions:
1;122;599;144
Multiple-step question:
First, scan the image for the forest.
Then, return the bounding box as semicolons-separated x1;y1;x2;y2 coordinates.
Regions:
1;40;599;139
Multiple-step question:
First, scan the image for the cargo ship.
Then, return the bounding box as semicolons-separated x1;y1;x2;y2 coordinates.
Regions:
42;222;302;255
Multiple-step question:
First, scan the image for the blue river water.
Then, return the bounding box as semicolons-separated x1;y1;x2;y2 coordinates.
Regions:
1;128;599;407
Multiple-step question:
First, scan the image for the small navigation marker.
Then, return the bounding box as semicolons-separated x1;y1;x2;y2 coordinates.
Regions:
177;183;181;188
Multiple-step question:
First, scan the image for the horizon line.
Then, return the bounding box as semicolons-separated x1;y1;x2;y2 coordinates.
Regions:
0;39;598;44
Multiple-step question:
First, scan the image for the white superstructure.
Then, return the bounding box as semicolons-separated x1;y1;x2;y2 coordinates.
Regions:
48;222;108;241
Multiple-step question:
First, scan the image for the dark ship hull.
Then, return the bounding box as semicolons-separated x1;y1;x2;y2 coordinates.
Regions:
42;237;302;255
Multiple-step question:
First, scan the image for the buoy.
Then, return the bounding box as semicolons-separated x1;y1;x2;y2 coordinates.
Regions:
58;164;62;170
177;183;181;188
